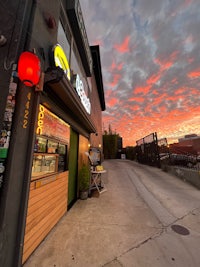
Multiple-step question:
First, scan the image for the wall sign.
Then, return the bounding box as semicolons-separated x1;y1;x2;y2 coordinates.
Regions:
36;105;45;135
52;44;70;80
75;74;91;114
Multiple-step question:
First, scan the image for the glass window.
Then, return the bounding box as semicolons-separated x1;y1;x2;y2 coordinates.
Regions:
31;154;58;178
34;136;47;153
58;143;66;155
47;140;58;153
58;144;67;172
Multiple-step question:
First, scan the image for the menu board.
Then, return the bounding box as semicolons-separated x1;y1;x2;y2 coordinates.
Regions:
89;147;101;166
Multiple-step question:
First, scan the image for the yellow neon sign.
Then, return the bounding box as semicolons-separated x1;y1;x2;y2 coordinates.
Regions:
53;44;70;80
36;105;44;135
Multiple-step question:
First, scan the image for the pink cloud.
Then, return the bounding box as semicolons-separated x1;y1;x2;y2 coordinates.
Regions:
171;78;178;84
187;57;194;63
114;36;130;53
183;0;193;7
104;89;113;99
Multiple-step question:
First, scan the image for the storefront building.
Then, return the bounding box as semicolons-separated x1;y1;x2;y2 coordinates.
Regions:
0;1;105;266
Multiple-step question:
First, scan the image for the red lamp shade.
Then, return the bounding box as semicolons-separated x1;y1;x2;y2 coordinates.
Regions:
18;51;41;87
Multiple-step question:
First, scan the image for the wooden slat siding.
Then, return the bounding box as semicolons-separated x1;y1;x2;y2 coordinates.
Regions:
26;177;67;216
23;204;66;263
24;201;66;251
22;171;68;264
29;172;65;201
25;189;66;232
23;202;66;261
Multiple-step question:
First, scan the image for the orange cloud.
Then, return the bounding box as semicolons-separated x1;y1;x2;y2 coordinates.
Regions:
103;99;200;147
130;105;140;111
174;88;186;95
152;95;163;106
129;97;145;103
152;90;159;95
134;85;151;94
147;73;161;85
107;98;118;107
188;68;200;78
167;95;181;101
114;36;130;53
110;61;123;71
159;106;167;114
154;51;179;71
108;74;121;87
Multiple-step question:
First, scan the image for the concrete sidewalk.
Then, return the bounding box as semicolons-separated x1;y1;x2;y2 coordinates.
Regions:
24;160;161;267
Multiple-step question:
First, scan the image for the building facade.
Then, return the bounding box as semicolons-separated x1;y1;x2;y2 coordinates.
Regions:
0;1;105;266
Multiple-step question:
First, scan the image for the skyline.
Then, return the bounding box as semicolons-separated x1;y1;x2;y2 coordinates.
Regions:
80;0;200;147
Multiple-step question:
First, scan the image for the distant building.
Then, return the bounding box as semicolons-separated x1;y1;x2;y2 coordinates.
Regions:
170;134;200;155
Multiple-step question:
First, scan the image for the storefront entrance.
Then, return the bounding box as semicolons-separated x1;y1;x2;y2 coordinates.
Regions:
22;105;70;263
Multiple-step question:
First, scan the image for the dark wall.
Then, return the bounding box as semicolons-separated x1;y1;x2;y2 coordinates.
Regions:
0;0;32;132
28;0;60;71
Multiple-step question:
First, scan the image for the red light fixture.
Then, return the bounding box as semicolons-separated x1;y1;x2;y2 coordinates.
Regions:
18;51;41;87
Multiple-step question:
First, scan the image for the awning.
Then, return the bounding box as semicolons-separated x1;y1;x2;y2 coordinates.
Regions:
44;68;96;134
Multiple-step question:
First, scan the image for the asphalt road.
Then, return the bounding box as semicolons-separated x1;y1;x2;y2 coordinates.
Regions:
24;159;200;267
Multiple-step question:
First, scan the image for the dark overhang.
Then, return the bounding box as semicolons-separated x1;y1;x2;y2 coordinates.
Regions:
66;0;92;77
44;67;96;134
90;45;106;111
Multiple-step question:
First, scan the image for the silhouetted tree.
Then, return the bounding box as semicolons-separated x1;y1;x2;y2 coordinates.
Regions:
103;125;120;159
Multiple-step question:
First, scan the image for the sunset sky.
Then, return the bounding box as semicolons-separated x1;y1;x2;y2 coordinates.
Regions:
80;0;200;147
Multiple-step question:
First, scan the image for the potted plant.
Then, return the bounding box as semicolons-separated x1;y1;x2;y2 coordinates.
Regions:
78;163;90;200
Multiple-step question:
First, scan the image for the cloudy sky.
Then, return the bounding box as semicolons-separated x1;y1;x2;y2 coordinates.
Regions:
80;0;200;147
